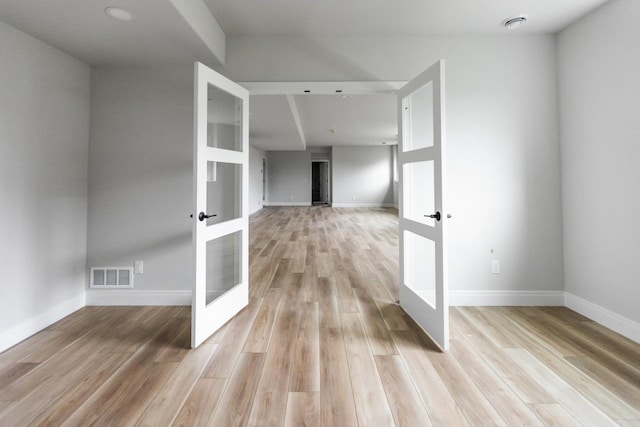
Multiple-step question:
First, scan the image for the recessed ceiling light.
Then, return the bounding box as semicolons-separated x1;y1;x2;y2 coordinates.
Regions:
105;7;134;21
503;15;527;29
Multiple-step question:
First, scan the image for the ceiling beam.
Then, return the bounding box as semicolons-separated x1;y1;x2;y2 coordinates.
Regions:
286;94;307;150
170;0;226;65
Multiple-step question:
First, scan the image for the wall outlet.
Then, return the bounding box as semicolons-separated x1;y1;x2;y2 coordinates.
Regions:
491;260;500;274
134;260;144;275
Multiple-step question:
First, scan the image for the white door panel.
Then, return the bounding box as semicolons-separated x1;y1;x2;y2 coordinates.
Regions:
192;62;249;348
398;60;449;351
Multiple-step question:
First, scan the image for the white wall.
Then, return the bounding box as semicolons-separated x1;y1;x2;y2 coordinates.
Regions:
221;35;564;297
332;146;394;207
87;65;194;299
249;146;266;214
0;21;90;350
266;150;312;205
559;0;640;329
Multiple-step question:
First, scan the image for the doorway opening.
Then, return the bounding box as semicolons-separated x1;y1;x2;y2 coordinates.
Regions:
311;160;330;205
242;76;448;350
262;158;267;205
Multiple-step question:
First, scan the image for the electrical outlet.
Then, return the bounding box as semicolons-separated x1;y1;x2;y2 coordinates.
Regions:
134;260;144;275
491;260;500;274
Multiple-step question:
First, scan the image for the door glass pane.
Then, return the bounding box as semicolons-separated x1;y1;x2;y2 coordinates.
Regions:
206;161;242;225
404;230;436;309
403;161;435;226
207;84;242;152
206;230;242;305
402;82;434;152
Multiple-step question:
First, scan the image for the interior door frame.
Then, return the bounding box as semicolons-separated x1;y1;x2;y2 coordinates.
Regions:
262;157;267;205
311;159;331;205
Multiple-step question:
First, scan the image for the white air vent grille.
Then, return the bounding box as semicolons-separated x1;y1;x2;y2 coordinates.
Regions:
90;267;134;288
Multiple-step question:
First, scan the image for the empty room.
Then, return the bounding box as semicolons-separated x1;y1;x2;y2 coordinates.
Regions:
1;0;639;426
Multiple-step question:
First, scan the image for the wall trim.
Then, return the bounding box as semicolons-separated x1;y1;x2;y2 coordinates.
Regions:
0;292;86;354
249;206;264;216
565;292;640;344
86;289;191;306
450;290;564;306
265;202;311;207
332;203;396;208
7;289;639;352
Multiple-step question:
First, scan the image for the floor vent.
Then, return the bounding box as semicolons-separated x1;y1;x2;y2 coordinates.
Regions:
90;267;134;288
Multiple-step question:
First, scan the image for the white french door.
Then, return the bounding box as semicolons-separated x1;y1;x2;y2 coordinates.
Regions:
192;62;249;348
398;60;449;351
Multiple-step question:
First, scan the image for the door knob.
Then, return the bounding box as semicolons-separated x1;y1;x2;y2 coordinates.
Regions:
198;212;217;221
424;212;441;221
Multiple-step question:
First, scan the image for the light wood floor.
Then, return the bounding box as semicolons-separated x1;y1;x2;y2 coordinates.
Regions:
1;207;639;427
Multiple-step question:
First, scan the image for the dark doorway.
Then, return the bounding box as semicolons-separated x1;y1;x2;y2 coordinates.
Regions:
311;161;329;205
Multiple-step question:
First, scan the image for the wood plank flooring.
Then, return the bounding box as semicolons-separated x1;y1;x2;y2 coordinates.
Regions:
1;206;639;426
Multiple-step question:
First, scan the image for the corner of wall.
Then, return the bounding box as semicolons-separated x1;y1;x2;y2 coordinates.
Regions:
565;292;640;344
0;293;86;354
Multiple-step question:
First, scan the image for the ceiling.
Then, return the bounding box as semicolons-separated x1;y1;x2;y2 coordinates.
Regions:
204;0;610;35
0;0;611;151
251;94;398;151
0;0;220;66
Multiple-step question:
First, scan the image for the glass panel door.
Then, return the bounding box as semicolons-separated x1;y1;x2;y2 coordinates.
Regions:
397;60;449;351
192;62;249;348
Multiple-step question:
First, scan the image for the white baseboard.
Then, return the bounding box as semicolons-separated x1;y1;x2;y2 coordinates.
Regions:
265;202;311;207
450;290;564;306
86;289;191;306
331;203;396;208
6;288;638;354
0;292;86;353
565;292;640;344
249;206;263;216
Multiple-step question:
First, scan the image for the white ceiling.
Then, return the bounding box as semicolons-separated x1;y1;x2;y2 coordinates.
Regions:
0;0;611;151
250;94;397;151
204;0;610;35
297;94;397;147
0;0;219;65
251;96;308;151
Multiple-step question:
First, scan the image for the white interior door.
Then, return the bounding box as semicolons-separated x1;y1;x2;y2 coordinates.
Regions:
192;62;249;348
398;60;449;351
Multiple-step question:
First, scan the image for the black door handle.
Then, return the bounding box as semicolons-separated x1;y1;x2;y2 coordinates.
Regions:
424;212;441;221
198;212;217;221
423;212;453;221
